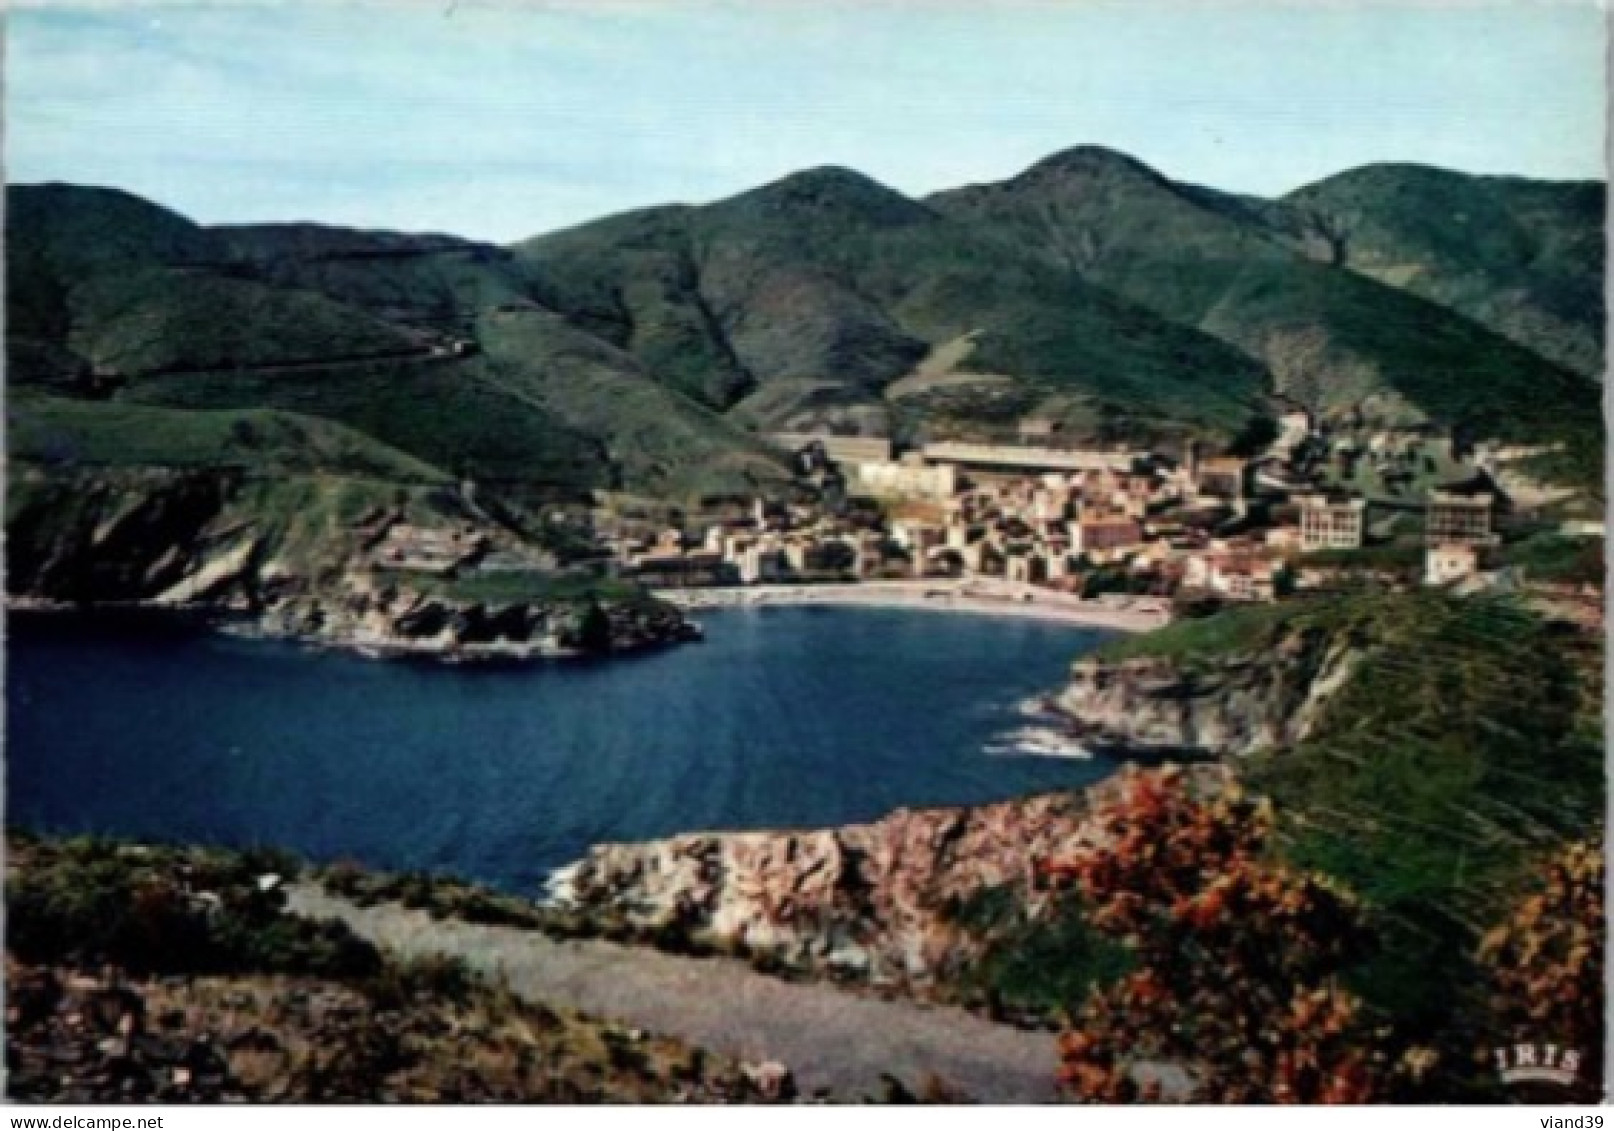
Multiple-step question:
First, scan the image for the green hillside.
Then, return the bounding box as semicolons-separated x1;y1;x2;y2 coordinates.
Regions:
7;151;1603;504
1102;591;1602;1041
928;147;1601;476
116;355;611;497
67;266;424;376
7;184;219;367
215;223;547;334
9;393;450;483
1279;164;1605;379
474;307;792;499
6;184;791;507
7;183;219;273
9;186;426;381
511;205;760;409
520;167;1270;442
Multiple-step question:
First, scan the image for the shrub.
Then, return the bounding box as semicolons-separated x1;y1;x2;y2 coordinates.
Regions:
365;953;477;1011
1047;769;1425;1102
1478;840;1605;1101
7;835;380;980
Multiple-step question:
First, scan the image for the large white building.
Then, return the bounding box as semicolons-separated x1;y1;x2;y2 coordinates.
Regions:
856;459;958;501
1296;495;1366;552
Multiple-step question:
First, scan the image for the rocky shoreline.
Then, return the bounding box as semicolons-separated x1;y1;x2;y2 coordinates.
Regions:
1048;629;1357;760
542;789;1104;992
533;610;1351;997
4;465;699;666
8;589;702;665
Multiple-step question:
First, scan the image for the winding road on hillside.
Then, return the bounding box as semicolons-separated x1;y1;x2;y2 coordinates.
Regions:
285;884;1061;1102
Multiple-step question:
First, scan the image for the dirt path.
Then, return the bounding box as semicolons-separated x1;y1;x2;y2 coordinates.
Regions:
286;884;1061;1102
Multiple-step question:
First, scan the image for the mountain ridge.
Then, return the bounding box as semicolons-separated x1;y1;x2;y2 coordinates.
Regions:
925;148;1601;477
7;146;1604;506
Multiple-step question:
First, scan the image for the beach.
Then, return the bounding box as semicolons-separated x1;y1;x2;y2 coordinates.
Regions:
652;579;1169;633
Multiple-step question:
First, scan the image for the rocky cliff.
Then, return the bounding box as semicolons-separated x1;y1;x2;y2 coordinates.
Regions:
1051;624;1358;759
548;791;1101;990
544;609;1365;992
6;464;694;661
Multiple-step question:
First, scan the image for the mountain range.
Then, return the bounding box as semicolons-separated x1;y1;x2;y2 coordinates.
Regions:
7;146;1604;518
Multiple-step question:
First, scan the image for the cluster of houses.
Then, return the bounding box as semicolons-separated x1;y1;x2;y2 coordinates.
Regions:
344;406;1600;628
608;499;899;587
605;414;1526;604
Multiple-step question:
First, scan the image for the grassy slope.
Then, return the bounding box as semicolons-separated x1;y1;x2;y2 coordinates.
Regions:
10;161;1603;505
4;834;770;1103
1097;592;1603;1037
1092;598;1310;663
7;184;212;372
520;168;1269;441
7;186;606;495
474;306;792;500
67;266;423;375
9;185;795;507
6;394;478;597
114;355;609;497
928;148;1602;482
8;186;423;377
5;183;218;293
214;223;545;333
514;205;759;409
1279;163;1605;379
1497;531;1606;585
212;218;797;501
9;393;451;483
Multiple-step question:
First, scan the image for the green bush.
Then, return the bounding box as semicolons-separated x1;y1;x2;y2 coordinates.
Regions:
6;835;380;979
948;886;1132;1021
365;953;477;1011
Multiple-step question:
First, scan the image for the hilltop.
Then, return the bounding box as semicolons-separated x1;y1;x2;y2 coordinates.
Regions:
7;147;1603;519
929;148;1601;476
520;165;1270;443
1279;163;1605;379
6;184;791;506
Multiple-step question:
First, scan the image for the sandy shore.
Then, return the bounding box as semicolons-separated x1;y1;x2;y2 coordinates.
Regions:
653;580;1168;633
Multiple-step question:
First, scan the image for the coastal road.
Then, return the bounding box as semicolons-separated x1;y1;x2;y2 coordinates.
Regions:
286;884;1062;1102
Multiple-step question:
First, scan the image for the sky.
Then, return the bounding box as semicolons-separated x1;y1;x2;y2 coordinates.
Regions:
7;0;1607;242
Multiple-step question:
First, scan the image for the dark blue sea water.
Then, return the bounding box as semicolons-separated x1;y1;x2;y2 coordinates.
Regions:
6;607;1117;895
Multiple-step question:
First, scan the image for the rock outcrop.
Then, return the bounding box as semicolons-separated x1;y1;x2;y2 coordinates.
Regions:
549;791;1096;988
256;583;698;662
5;465;694;662
1052;627;1358;759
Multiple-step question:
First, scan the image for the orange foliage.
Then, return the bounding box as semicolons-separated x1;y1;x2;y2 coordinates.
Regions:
1479;838;1605;1100
1049;768;1428;1103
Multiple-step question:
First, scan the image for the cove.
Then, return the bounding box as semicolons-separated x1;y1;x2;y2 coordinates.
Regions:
6;606;1119;895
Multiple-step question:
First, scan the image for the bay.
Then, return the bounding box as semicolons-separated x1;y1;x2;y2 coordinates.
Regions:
6;606;1117;895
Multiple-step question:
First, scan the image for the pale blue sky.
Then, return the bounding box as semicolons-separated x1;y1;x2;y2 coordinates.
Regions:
8;1;1607;242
